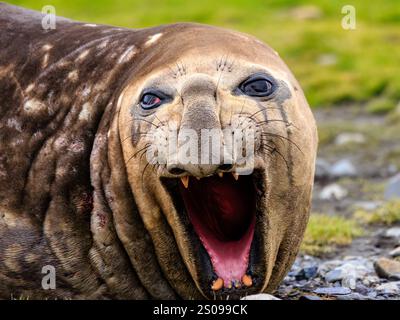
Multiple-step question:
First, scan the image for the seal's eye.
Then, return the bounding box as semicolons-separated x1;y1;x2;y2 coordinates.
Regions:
140;92;163;110
239;74;276;97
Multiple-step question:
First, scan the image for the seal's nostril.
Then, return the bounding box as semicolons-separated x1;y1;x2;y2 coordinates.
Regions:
168;167;186;175
218;164;233;172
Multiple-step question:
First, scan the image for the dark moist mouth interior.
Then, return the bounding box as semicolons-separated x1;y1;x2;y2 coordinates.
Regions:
178;173;257;290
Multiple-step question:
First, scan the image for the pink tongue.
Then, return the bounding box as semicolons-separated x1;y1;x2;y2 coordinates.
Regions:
179;175;256;287
190;212;255;286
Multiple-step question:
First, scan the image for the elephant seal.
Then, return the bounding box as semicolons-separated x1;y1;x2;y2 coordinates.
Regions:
0;3;317;299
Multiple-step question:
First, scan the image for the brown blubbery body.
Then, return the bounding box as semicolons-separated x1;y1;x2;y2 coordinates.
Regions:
0;4;317;299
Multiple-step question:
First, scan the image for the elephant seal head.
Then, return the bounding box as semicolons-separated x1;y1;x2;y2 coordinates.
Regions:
113;24;317;299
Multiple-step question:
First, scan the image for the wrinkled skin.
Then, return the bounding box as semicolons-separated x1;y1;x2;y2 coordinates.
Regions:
0;4;317;299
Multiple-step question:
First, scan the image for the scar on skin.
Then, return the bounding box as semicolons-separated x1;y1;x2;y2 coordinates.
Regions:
42;44;53;51
118;45;136;64
98;40;109;49
77;49;90;61
23;98;47;114
68;70;79;82
145;33;163;47
42;53;49;68
78;102;92;121
25;83;35;93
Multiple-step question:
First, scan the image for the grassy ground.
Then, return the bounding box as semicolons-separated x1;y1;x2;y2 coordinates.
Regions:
6;0;400;109
301;214;364;256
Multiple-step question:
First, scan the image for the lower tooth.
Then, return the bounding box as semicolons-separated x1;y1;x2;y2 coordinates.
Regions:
211;278;224;291
242;274;253;287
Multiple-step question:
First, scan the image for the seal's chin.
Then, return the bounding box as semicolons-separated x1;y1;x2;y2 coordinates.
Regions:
179;174;256;288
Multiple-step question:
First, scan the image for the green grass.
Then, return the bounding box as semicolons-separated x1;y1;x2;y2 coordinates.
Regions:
301;214;364;256
6;0;400;108
366;97;397;114
354;200;400;225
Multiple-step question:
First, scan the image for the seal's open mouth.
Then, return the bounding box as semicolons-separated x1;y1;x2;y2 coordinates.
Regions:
179;174;256;289
162;170;265;297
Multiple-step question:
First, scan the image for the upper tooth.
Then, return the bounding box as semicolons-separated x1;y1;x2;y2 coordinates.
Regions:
218;172;224;178
180;176;189;189
232;172;239;180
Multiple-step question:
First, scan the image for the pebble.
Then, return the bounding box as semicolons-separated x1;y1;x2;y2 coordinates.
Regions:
374;257;400;280
315;158;331;181
241;294;281;300
375;282;400;295
389;247;400;258
279;255;400;300
324;260;372;289
352;201;382;211
319;183;348;200
314;287;351;296
299;295;322;300
334;132;366;145
362;275;380;286
385;227;400;239
294;266;318;280
330;159;357;178
384;173;400;200
335;293;370;300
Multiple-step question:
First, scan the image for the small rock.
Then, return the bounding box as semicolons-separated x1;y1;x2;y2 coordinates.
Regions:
319;183;348;200
336;293;370;300
241;294;280;300
362;275;380;286
314;287;352;296
384;173;400;200
295;266;318;280
375;282;400;295
334;132;366;146
354;284;371;295
388;164;398;176
330;159;357;178
389;247;400;258
324;269;344;283
317;260;344;276
315;158;331;181
385;227;400;239
374;257;400;280
324;262;371;290
341;276;357;290
352;201;382;211
299;295;322;300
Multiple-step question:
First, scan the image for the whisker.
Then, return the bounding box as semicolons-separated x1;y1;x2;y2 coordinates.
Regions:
256;120;298;130
140;161;152;189
260;132;303;153
121;132;152;143
260;140;290;171
131;117;160;128
126;144;151;164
